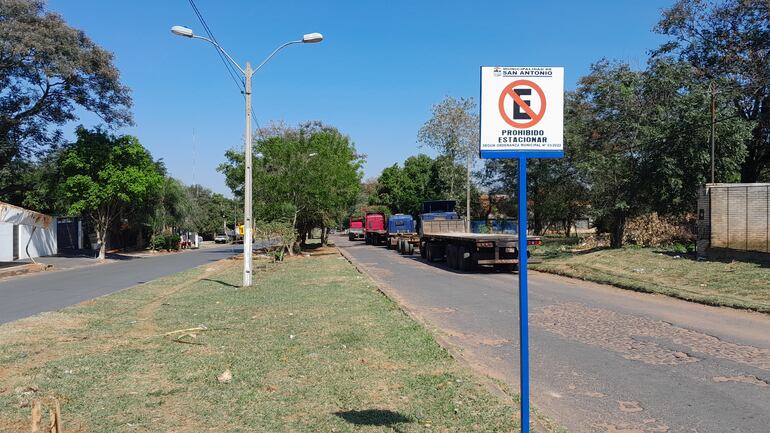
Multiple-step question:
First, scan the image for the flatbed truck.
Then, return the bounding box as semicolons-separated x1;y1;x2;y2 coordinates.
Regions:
418;200;541;272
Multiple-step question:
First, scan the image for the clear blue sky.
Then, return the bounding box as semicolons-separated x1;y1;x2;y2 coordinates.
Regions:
48;0;672;196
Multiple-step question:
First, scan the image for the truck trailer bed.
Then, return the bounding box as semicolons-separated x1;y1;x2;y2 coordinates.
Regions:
427;232;521;241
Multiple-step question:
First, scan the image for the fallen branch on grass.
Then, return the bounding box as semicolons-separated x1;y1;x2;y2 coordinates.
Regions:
171;333;205;345
161;325;208;337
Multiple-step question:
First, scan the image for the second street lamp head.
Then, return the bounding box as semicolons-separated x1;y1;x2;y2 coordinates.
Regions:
302;33;323;43
171;25;194;38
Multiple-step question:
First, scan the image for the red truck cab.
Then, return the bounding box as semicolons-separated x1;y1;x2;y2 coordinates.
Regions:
364;212;387;245
348;218;365;241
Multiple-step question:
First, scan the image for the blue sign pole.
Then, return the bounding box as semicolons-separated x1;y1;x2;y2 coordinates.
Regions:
517;156;530;433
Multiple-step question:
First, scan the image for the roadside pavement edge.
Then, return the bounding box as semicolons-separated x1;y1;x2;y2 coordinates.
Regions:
336;246;562;433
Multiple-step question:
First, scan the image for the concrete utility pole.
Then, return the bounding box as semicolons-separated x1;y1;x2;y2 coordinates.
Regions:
710;82;716;184
170;26;323;286
466;152;471;232
243;62;254;285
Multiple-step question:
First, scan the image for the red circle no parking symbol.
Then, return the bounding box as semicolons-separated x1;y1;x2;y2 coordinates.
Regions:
498;80;547;129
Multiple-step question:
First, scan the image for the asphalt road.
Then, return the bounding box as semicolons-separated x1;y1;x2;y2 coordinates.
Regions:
0;245;239;324
337;236;770;433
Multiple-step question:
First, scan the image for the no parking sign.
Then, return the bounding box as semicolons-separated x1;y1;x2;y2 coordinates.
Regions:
480;67;564;158
478;66;564;433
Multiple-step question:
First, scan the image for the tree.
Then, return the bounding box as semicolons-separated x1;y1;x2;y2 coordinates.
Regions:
568;61;648;248
0;0;132;203
655;0;770;182
417;97;479;227
483;154;588;237
58;127;163;259
568;59;748;247
149;177;191;237
186;184;237;238
219;122;363;249
369;154;443;216
636;58;750;214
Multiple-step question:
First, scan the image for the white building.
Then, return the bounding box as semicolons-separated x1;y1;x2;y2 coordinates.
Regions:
0;202;57;262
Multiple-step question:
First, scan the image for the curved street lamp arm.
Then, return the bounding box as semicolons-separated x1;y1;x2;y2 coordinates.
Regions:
190;34;245;75
253;40;303;73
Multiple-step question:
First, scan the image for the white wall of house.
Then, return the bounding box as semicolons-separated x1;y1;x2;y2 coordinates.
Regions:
0;221;57;261
19;224;57;259
0;223;12;262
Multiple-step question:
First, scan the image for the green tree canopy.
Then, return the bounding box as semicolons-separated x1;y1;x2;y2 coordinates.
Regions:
59;127;163;259
0;0;132;203
219;121;363;248
655;0;770;182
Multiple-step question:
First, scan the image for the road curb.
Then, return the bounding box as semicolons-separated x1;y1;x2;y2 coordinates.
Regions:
336;246;560;432
0;263;52;280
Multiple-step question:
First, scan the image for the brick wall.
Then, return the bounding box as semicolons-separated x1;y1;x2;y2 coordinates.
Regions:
698;184;770;254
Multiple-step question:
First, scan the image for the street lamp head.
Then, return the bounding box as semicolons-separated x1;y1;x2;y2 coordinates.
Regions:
171;25;194;38
302;32;323;43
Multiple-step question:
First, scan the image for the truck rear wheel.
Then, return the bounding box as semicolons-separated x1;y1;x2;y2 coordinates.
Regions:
407;243;414;255
420;242;427;259
446;244;457;269
457;246;471;272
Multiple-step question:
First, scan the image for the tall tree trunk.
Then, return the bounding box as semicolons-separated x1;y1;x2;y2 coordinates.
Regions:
609;211;626;249
94;214;108;260
291;209;300;253
321;226;328;246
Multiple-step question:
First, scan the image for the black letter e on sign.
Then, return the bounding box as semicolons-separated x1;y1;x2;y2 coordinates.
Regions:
513;88;532;120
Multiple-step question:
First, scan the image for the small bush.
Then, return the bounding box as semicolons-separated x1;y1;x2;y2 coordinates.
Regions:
151;234;182;251
670;242;696;254
151;235;166;251
166;234;181;251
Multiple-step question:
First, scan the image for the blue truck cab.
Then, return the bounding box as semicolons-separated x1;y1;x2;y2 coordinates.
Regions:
387;214;415;234
420;200;460;223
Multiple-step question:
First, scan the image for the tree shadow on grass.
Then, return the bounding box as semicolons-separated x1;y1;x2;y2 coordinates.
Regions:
654;248;770;268
334;409;412;431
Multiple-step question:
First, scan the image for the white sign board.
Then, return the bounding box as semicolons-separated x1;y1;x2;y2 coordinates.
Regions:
480;66;564;158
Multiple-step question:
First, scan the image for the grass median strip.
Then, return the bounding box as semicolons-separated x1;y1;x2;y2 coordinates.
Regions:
532;242;770;313
0;253;527;433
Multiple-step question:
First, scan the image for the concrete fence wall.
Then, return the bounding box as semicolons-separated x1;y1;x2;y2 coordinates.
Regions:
698;183;770;255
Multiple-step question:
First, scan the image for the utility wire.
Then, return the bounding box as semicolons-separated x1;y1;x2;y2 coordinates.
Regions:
187;0;244;93
186;0;264;143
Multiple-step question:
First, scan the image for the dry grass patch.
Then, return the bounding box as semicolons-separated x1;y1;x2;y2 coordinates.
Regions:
533;242;770;313
0;253;537;432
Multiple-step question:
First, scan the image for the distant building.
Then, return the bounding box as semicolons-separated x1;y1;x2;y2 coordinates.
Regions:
697;183;770;257
0;202;57;261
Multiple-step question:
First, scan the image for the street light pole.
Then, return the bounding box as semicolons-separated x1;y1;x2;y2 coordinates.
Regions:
170;26;323;286
243;61;254;286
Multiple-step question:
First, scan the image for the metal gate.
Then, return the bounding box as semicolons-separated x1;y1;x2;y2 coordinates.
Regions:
57;218;79;251
12;224;18;260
